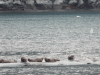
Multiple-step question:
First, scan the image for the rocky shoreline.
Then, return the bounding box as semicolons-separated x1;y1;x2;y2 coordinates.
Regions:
0;0;100;13
0;9;100;13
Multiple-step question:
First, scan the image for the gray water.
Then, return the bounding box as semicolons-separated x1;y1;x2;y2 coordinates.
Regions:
0;12;100;75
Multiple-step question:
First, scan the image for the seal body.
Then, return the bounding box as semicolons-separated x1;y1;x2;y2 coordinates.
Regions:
45;58;60;62
0;59;17;63
28;58;43;62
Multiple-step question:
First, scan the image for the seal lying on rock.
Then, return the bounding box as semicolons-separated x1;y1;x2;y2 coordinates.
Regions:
45;58;60;62
28;58;43;62
28;58;60;62
68;55;75;61
0;59;17;63
21;57;27;62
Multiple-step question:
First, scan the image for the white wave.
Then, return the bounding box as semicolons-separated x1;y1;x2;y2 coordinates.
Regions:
76;16;81;17
0;63;25;68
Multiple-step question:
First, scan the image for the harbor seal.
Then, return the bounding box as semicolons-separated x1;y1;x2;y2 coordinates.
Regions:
28;58;43;62
45;58;60;62
68;55;75;61
0;59;17;63
21;57;27;62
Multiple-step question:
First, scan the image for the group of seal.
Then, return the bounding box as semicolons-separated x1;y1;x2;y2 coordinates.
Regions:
21;57;60;63
0;55;74;63
21;55;74;63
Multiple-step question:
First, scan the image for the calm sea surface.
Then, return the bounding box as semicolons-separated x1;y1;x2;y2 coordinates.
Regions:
0;12;100;75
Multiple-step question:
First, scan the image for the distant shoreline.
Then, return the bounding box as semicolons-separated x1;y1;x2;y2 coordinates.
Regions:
0;9;100;13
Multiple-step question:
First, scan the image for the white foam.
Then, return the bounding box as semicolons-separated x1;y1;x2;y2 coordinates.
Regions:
90;28;93;34
0;63;25;68
76;16;81;17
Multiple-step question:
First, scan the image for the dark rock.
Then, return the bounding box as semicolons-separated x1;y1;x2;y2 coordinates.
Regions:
87;63;91;64
35;4;47;10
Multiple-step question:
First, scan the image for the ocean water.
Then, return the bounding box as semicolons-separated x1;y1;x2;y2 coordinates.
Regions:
0;12;100;75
